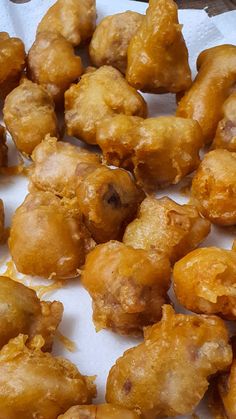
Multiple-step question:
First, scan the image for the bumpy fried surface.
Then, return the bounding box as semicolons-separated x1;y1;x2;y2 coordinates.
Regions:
0;334;96;419
3;79;58;155
218;357;236;419
0;276;63;351
0;126;7;168
212;92;236;151
123;196;210;265
177;44;236;144
59;404;141;418
28;32;83;104
82;241;170;335
9;192;94;278
65;66;147;145
106;305;232;418
89;12;143;74
37;0;96;47
191;149;236;225
126;0;191;93
76;165;144;243
0;200;4;244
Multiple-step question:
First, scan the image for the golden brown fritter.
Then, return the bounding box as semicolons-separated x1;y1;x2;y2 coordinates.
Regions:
59;404;141;418
123;196;210;265
212;92;236;151
0;200;5;244
82;241;170;336
65;65;147;145
106;305;232;418
0;126;7;168
191;149;236;225
37;0;96;47
177;44;236;144
3;79;58;156
0;334;96;419
126;0;191;93
89;12;143;74
9;192;94;279
218;357;236;419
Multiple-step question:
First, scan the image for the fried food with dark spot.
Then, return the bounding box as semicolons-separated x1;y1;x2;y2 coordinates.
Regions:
59;404;141;418
0;125;7;168
212;92;236;151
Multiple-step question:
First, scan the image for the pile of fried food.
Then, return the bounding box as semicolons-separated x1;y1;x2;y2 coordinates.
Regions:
1;0;236;417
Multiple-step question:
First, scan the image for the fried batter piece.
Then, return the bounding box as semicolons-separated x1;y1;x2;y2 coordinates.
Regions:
0;334;96;419
89;12;143;74
65;66;147;145
106;305;232;418
9;192;94;278
82;241;170;335
3;79;58;155
212;92;236;151
0;125;7;168
126;0;191;93
177;44;236;144
123;196;210;265
191;149;236;225
59;404;141;418
37;0;96;47
28;32;83;104
218;354;236;419
0;200;5;244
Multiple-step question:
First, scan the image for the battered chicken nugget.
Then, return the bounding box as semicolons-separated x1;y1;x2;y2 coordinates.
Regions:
59;404;141;418
126;0;191;93
177;45;236;144
212;92;236;151
3;79;58;155
28;32;83;104
123;196;210;264
0;276;63;351
191;149;236;225
0;125;7;168
76;165;144;243
65;66;147;145
0;334;96;419
106;305;232;418
9;192;94;278
0;200;5;244
82;241;170;335
218;355;236;419
37;0;96;47
89;12;143;74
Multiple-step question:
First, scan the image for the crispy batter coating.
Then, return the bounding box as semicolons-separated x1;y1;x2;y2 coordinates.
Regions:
0;200;5;244
9;192;94;279
3;79;58;155
82;241;170;335
28;32;83;104
126;0;191;93
123;196;210;265
76;165;144;243
89;12;143;74
65;66;147;145
191;149;236;225
177;44;236;144
173;247;236;320
0;125;7;168
37;0;96;47
0;334;96;419
218;356;236;419
0;276;63;351
106;305;232;418
212;92;236;151
59;404;141;418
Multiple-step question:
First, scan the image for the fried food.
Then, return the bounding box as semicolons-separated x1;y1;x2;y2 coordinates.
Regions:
3;79;58;156
28;32;83;104
212;92;236;151
59;404;141;418
218;355;236;419
0;334;96;419
82;241;170;335
76;165;144;243
65;65;147;145
37;0;96;47
0;276;63;351
126;0;191;93
191;149;236;225
0;200;5;244
106;305;232;418
0;125;7;168
123;196;210;265
89;12;143;74
177;44;236;144
9;192;94;278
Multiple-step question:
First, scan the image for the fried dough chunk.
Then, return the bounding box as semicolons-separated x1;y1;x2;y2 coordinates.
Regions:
212;92;236;151
0;200;5;244
28;32;83;104
3;79;58;155
106;305;232;418
123;196;210;265
59;404;141;418
177;44;236;144
0;125;7;168
9;192;94;278
37;0;96;47
65;66;147;145
82;241;170;335
126;0;191;93
218;353;236;419
191;149;236;225
0;334;96;419
89;12;143;74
